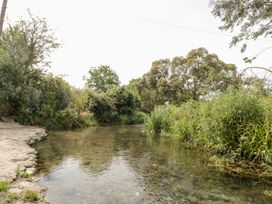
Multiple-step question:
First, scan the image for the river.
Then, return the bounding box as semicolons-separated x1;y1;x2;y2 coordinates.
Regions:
34;126;272;204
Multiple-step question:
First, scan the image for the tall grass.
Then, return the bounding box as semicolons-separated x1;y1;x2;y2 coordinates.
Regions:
145;105;176;133
146;89;272;164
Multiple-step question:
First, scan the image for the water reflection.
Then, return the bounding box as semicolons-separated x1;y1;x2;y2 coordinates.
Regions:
35;126;272;204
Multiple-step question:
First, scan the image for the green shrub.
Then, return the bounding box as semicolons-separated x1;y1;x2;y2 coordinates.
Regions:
24;191;38;201
146;89;272;164
209;90;264;149
88;87;144;125
239;123;272;163
7;193;18;203
146;106;173;133
107;86;140;115
19;171;31;178
53;109;96;130
0;181;9;192
119;111;147;125
88;91;117;123
171;101;201;142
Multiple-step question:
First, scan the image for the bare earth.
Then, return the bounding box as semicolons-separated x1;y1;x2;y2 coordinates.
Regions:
0;122;48;203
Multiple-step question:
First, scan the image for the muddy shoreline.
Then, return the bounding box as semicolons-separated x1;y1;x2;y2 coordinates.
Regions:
0;122;48;203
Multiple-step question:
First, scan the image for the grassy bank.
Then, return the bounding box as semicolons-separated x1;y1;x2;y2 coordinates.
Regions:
146;89;272;177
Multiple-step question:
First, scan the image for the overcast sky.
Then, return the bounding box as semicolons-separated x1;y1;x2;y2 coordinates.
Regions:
6;0;272;87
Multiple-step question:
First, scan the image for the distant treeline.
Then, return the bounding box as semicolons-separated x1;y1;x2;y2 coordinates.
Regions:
0;13;269;131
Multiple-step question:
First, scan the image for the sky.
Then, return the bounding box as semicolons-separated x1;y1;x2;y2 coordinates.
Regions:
6;0;272;87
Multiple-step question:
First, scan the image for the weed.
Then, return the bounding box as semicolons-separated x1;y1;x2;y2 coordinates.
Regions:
6;193;18;203
0;181;9;192
24;191;38;201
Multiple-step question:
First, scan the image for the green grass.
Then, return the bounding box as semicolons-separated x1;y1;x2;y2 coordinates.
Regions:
19;172;31;178
0;181;9;192
146;89;272;165
6;193;18;203
24;191;38;201
145;106;174;133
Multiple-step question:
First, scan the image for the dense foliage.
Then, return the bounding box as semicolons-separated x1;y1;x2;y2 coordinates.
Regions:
145;2;272;168
0;14;94;129
211;0;272;52
88;86;145;125
85;65;120;93
136;48;238;112
146;89;272;164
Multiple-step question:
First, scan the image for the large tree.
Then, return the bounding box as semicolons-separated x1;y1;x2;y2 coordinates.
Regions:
86;65;120;93
210;0;272;52
173;48;238;100
137;59;172;112
137;48;238;111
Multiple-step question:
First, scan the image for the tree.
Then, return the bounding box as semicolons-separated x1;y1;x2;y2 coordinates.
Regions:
87;91;116;123
137;59;172;112
210;0;272;52
0;12;59;68
107;86;140;115
0;13;59;118
136;48;238;111
87;86;143;124
86;65;120;93
173;48;238;100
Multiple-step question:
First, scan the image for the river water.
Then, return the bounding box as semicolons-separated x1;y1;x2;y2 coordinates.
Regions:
34;126;272;204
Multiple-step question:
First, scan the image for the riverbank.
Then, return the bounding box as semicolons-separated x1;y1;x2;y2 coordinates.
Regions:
0;122;48;204
146;90;272;179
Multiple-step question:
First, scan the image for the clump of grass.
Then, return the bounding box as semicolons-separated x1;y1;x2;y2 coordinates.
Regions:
24;191;38;201
19;172;31;178
146;89;272;165
208;89;264;151
146;105;175;133
6;192;18;203
239;123;272;163
0;181;9;192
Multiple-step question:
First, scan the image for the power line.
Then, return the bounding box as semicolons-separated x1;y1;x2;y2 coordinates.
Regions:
132;17;272;43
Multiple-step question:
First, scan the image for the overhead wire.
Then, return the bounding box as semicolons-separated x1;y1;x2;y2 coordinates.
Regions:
131;17;272;43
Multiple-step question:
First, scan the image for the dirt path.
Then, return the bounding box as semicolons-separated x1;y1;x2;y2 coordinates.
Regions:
0;122;48;203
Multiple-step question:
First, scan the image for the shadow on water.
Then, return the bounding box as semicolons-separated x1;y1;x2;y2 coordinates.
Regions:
34;126;272;204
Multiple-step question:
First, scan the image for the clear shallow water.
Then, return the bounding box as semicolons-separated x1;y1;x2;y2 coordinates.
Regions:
34;126;272;204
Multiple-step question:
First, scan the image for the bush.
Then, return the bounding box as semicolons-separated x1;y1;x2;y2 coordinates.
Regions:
107;86;140;115
7;193;18;203
209;90;264;149
0;14;95;130
119;111;147;125
146;106;174;133
0;181;9;192
146;89;272;164
239;123;272;164
88;91;117;123
24;191;38;201
172;101;201;142
88;86;145;125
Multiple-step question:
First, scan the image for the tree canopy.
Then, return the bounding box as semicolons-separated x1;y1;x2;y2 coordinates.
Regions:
0;14;94;129
210;0;272;52
86;65;120;93
0;12;60;68
136;48;238;112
